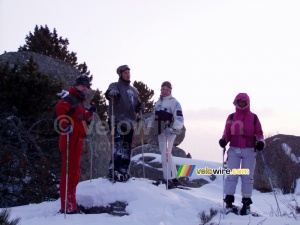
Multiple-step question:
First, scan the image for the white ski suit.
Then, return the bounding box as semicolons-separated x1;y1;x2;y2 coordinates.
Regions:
152;95;184;180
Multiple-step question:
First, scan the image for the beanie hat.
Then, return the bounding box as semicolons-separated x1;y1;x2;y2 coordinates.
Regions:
116;65;130;76
74;74;91;89
161;81;172;90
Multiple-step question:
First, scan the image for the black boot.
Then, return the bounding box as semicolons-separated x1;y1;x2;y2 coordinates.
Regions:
171;178;181;187
224;195;234;208
224;195;238;214
166;180;175;189
240;198;253;215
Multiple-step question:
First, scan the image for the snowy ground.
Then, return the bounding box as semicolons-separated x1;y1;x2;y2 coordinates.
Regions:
2;155;300;225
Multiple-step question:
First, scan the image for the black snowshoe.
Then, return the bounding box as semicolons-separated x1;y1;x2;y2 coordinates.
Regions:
152;179;191;190
225;205;239;215
224;197;260;217
107;171;130;183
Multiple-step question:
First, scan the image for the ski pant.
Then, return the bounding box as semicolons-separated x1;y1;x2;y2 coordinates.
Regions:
59;131;85;213
224;147;257;198
158;133;177;180
109;125;134;175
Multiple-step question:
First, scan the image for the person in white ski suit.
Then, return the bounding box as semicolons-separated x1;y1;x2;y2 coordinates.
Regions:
152;81;184;189
105;65;144;181
219;93;265;215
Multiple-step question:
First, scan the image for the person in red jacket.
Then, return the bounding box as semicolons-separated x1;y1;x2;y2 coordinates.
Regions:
55;75;96;214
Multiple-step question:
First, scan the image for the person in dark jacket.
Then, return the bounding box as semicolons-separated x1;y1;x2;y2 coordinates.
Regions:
105;65;144;182
55;74;96;214
219;93;265;215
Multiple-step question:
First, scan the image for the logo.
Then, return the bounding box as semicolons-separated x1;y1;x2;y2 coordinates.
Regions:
176;165;196;177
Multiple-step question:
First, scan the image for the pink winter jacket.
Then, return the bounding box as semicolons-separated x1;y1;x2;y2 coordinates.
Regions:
222;93;264;148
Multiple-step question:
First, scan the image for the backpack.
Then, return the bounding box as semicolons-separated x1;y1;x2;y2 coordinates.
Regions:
54;93;84;120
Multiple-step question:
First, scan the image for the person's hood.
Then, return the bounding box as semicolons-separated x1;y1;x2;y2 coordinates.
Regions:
233;93;250;113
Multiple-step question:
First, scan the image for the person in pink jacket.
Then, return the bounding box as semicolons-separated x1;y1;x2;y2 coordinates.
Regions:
219;93;265;215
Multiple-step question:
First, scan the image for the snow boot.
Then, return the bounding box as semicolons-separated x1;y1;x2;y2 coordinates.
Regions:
224;195;238;214
240;198;253;215
166;179;181;189
114;171;124;182
171;178;180;187
166;180;175;189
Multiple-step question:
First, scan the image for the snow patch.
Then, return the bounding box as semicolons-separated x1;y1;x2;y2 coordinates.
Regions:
281;143;300;163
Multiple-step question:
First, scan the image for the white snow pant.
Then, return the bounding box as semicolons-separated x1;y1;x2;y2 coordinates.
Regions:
158;133;177;180
224;147;257;198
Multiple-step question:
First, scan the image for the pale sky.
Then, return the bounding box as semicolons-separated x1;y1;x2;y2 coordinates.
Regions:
1;0;300;161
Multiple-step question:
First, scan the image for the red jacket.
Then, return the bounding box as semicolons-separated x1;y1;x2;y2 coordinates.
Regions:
55;87;92;135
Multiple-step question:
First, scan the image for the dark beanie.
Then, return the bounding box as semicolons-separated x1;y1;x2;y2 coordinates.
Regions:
161;81;172;90
74;74;90;89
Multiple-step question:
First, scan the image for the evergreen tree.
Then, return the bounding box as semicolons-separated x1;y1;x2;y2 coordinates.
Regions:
0;59;62;207
133;81;155;113
0;57;61;121
0;209;21;225
18;25;91;77
91;89;108;121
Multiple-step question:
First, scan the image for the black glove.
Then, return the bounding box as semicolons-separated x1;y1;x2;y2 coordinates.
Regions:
62;124;73;135
219;138;227;148
255;140;265;151
88;104;97;113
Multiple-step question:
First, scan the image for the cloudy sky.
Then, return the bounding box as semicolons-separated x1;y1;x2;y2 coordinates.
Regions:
1;0;300;161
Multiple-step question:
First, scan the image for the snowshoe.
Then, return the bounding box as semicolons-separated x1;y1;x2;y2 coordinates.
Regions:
152;179;163;186
123;173;130;181
113;171;130;182
114;171;124;182
58;209;84;214
225;205;239;215
224;205;261;217
152;179;191;190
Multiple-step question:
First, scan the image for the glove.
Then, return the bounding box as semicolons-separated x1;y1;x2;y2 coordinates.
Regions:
164;127;174;136
62;124;73;135
219;138;227;148
138;102;145;112
255;140;265;151
88;104;97;113
108;89;120;98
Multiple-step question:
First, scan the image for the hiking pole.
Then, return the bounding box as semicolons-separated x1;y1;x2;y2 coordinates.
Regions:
260;151;282;217
89;112;95;182
90;140;93;182
140;110;145;178
64;133;70;219
166;133;169;190
111;97;115;183
222;147;226;219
